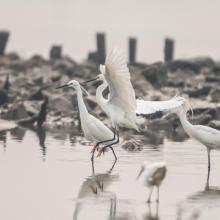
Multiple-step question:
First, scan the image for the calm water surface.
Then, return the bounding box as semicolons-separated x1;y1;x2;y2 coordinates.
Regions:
0;126;220;220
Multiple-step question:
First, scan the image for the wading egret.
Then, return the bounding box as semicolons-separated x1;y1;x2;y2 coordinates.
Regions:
83;49;185;156
56;80;117;161
176;99;220;185
136;162;167;203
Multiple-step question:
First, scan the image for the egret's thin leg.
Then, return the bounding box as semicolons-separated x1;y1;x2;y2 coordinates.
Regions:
207;149;211;171
147;187;153;203
206;149;211;190
109;146;117;161
156;186;159;203
101;130;119;160
108;159;117;173
91;128;116;161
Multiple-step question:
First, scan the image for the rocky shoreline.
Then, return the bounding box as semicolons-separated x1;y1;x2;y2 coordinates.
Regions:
0;54;220;143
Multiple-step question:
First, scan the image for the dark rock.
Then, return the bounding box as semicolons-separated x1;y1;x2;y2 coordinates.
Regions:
208;120;220;130
191;57;215;69
4;103;29;120
3;74;10;91
121;140;143;151
192;114;212;125
205;75;220;83
167;60;199;73
141;62;167;87
49;95;72;113
29;88;46;100
85;96;97;110
26;55;48;68
0;89;8;105
167;57;215;73
209;88;220;102
6;52;20;61
184;86;211;97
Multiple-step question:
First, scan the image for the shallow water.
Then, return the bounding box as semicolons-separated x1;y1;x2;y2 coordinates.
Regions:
0;126;220;220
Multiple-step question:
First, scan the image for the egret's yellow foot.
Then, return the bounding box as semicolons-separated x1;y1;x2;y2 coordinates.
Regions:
96;148;105;158
90;145;97;154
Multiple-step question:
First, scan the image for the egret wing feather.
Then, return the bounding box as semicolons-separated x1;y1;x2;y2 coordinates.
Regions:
136;96;185;115
85;115;114;143
104;49;137;122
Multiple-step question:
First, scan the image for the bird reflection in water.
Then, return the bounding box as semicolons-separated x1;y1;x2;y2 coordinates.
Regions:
177;174;220;220
72;166;119;220
142;203;160;220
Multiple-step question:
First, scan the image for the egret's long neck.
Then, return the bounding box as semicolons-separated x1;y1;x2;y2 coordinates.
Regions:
96;80;108;112
178;108;195;137
75;87;89;119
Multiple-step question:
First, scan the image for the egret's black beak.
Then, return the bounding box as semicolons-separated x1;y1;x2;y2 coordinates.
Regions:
82;77;99;85
56;84;68;89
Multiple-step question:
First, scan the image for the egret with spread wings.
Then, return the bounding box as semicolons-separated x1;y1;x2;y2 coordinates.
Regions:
83;49;185;156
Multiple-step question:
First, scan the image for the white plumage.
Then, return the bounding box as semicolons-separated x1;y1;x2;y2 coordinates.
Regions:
85;49;185;131
136;161;167;203
57;80;116;160
176;99;220;176
136;96;185;115
99;49;138;131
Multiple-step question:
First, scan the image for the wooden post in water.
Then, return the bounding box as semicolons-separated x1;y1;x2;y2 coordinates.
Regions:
50;45;62;59
164;38;174;62
96;33;106;64
0;31;10;56
129;38;137;64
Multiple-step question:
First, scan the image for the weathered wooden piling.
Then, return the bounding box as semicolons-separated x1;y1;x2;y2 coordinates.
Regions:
164;38;174;62
129;38;137;64
50;45;62;59
0;31;10;56
96;33;106;64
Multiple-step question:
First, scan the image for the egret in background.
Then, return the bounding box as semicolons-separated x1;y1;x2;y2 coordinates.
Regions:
175;98;220;186
83;49;185;156
136;161;167;203
56;80;118;163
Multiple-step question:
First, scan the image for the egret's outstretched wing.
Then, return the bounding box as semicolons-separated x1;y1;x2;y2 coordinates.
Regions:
103;49;137;119
136;96;185;115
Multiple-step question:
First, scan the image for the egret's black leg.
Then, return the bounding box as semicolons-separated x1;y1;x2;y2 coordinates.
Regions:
101;130;119;160
108;159;117;173
206;149;211;190
91;128;116;161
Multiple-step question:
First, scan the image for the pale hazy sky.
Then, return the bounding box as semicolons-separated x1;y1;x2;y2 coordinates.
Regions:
0;0;220;62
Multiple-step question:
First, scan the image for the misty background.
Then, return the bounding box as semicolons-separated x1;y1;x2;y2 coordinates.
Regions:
0;0;219;62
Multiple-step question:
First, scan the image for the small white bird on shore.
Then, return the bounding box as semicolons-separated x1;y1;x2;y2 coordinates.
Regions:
175;98;220;185
136;161;167;203
56;80;117;161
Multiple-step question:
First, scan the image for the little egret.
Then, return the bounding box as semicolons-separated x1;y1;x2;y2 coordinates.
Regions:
136;161;167;203
56;80;117;161
176;98;220;185
83;49;185;156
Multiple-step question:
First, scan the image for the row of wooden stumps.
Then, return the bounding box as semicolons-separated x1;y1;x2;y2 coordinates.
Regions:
0;30;174;63
88;33;175;64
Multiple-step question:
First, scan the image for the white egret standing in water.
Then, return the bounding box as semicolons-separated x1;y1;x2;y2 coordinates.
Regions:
136;162;167;203
83;49;185;156
56;80;117;162
175;98;220;186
